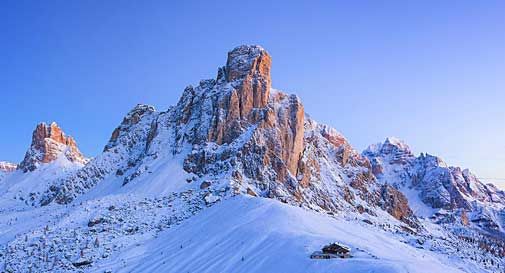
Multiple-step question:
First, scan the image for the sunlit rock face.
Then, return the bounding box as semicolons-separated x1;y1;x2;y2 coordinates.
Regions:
177;45;305;184
18;122;87;172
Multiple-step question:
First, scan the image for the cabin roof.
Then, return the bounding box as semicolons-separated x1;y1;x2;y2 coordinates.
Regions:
322;242;351;253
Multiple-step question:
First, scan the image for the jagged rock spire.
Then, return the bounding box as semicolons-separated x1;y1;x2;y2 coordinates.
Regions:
224;45;272;115
18;122;87;172
206;45;274;144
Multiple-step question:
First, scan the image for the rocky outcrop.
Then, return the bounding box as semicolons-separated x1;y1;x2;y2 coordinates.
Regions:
380;184;416;226
269;93;305;176
176;45;305;186
0;161;17;172
461;210;470;226
364;137;505;234
104;104;157;152
207;45;272;145
224;45;271;114
208;46;271;144
18;122;87;172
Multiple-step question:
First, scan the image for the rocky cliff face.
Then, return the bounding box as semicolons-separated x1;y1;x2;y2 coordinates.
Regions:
178;46;304;186
207;45;273;144
18;122;88;172
363;138;505;234
173;46;303;182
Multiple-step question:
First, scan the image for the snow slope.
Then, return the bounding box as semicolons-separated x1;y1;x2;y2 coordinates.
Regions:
0;155;84;208
96;196;473;273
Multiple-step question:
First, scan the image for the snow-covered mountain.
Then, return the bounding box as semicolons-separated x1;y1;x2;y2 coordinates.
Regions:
18;122;88;172
363;137;505;237
0;122;88;207
1;45;504;273
39;46;416;226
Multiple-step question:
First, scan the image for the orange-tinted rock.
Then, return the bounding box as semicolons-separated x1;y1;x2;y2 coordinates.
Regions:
225;45;271;113
369;157;384;176
321;127;347;148
208;45;273;145
246;188;258;197
297;153;320;188
461;210;470;226
380;184;416;226
271;94;305;175
183;46;305;185
18;122;87;172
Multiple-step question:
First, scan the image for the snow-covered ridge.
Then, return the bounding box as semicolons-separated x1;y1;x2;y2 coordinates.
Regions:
0;161;17;173
363;137;505;235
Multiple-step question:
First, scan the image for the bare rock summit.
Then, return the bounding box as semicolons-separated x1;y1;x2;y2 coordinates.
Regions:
18;122;87;172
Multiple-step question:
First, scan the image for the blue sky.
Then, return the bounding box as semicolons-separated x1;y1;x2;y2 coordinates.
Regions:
1;1;504;188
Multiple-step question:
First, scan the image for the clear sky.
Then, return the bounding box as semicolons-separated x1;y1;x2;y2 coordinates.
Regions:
1;1;504;189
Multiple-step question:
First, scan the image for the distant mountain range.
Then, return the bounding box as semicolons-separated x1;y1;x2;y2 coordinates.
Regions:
0;45;503;273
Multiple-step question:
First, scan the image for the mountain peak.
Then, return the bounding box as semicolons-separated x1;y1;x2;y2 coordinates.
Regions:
185;45;276;145
225;45;270;81
223;45;271;110
384;137;411;152
0;161;17;172
123;104;156;125
18;122;87;172
103;104;157;152
130;103;156;113
363;137;412;159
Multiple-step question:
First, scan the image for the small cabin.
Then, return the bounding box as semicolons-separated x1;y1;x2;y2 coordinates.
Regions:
310;242;351;259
